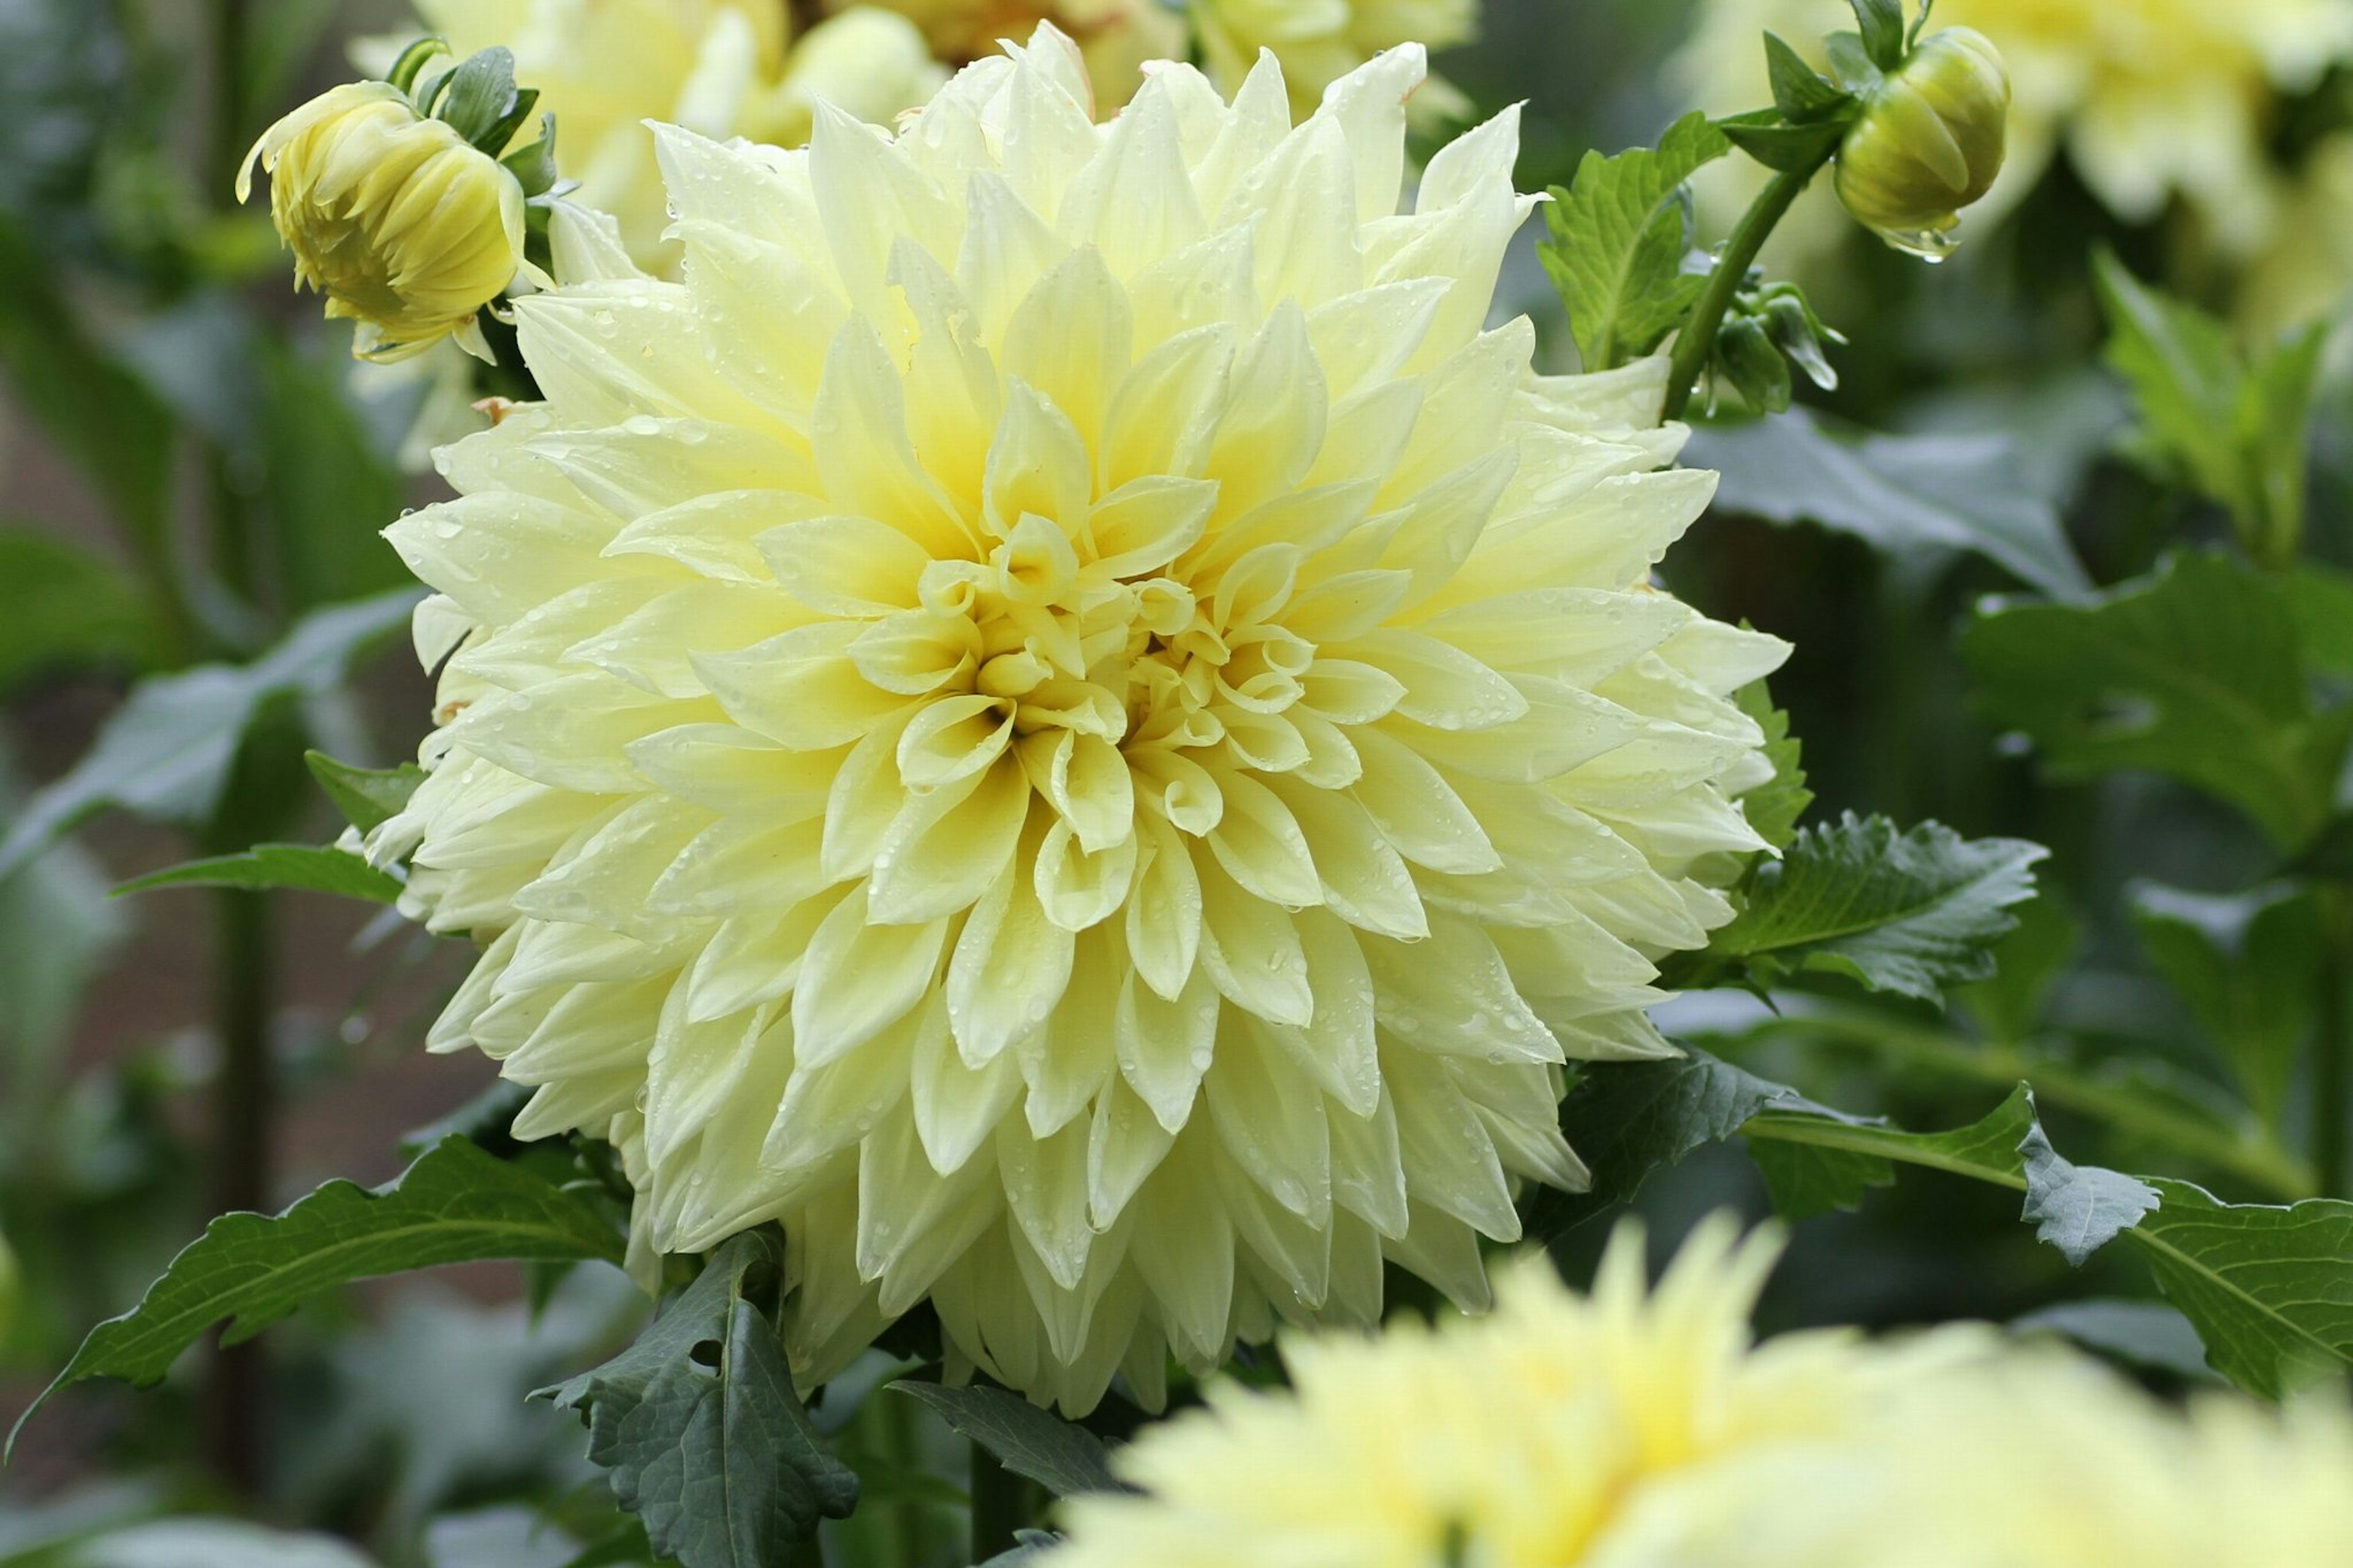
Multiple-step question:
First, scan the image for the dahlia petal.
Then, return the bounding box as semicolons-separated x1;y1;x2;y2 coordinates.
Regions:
648;814;829;920
607;490;828;585
765;1007;917;1175
1203;768;1322;908
1366;916;1561;1066
694;624;904;748
1264;778;1427;941
759;513;936;616
629;725;842;814
1035;816;1140;931
912;995;1026;1173
1085;474;1218;577
998;1115;1095;1290
683;891;842;1021
790;886;949;1067
1195;848;1314;1026
1099;322;1237;488
1203;1031;1330;1223
1086;1075;1176;1227
1059;72;1207;282
1327;1087;1409;1238
1115;960;1219;1132
985;378;1099;539
1129;1131;1235;1362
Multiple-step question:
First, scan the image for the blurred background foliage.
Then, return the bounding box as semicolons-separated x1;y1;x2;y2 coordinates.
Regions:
0;0;2348;1563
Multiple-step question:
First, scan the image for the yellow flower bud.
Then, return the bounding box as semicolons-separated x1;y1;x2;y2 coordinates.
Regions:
1835;26;2010;258
238;80;527;362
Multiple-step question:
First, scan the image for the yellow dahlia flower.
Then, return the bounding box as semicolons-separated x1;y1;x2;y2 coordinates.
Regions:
373;26;1784;1413
1058;1219;1990;1567
374;1;941;270
237;81;526;363
833;0;1186;109
2241;133;2353;340
1194;0;1479;121
1676;0;2353;267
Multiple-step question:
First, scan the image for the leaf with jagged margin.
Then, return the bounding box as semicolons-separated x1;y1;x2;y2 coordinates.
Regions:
539;1232;858;1567
892;1382;1123;1498
306;751;426;835
2131;1181;2353;1399
113;844;402;904
9;1138;624;1455
1539;112;1730;373
1963;553;2336;850
2019;1121;2161;1266
2129;882;2321;1124
0;589;422;879
1749;1137;1893;1221
1732;678;1811;851
1673;812;2045;1002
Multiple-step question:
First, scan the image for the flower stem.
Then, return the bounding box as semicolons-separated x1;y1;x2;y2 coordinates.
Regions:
971;1442;1042;1561
1661;153;1837;422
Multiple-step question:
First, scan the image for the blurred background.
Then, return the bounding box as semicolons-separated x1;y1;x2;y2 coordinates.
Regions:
1;0;2349;1562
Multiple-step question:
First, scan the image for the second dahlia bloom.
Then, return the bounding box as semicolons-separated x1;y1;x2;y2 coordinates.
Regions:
374;28;1784;1412
1195;0;1479;121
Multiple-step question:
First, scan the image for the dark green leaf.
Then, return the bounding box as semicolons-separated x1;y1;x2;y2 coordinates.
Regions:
1685;812;2045;1002
1846;0;1906;67
1719;116;1847;173
255;337;410;610
2131;882;2320;1122
434;48;535;155
0;588;420;879
501;116;560;199
1749;1137;1892;1220
2290;562;2353;681
306;751;426;835
1951;895;2079;1042
1743;1081;2038;1192
890;1382;1121;1498
1525;1051;1801;1239
111;844;402;904
1962;553;2332;849
1762;32;1852;121
1687;406;2092;600
540;1232;858;1567
1732;680;1811;850
2019;1120;2161;1265
0;527;157;695
2132;1180;2353;1398
9;1137;624;1453
1539;112;1731;372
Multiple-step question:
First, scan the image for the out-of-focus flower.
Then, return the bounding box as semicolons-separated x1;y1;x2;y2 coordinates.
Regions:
0;1222;20;1347
1061;1217;2353;1568
371;1;941;270
1677;0;2353;267
835;0;1186;108
237;80;525;363
1833;27;2009;257
2240;134;2353;340
1194;0;1478;121
1058;1219;1990;1567
371;26;1783;1414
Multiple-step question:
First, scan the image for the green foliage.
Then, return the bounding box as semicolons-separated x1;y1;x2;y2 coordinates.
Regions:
1539;112;1730;373
2009;1299;2219;1384
306;751;428;835
254;338;411;612
1963;553;2341;850
2092;251;2325;568
2131;1180;2353;1398
2018;1121;2162;1267
0;589;420;879
1733;680;1811;850
2131;883;2321;1123
9;1138;625;1453
889;1384;1121;1498
1761;33;1853;122
1688;406;2092;599
0;529;158;695
428;48;541;159
1673;812;2045;1002
540;1232;858;1568
1846;0;1909;70
112;844;402;904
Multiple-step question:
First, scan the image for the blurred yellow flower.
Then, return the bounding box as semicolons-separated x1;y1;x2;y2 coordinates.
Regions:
834;0;1186;108
1061;1218;2353;1568
1832;26;2009;257
1194;0;1479;121
1677;0;2353;267
1058;1220;1987;1568
2240;134;2353;340
376;1;941;270
237;80;525;363
373;25;1782;1414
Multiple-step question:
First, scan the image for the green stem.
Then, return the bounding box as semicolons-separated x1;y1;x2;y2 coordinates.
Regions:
1662;156;1835;422
970;1444;1042;1561
2316;890;2351;1199
1741;1012;2314;1200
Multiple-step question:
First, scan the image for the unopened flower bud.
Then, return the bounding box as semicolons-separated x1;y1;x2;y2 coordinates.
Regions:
237;80;526;362
1835;26;2009;259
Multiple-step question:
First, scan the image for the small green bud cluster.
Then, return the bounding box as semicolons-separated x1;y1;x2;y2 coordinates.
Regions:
1707;276;1847;413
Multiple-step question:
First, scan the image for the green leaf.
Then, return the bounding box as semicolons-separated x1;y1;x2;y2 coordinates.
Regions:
1749;1137;1892;1221
1961;553;2333;849
1686;406;2092;600
111;844;401;904
2019;1120;2161;1266
433;48;537;156
1539;112;1731;373
9;1137;624;1453
1682;812;2045;1002
1762;32;1853;122
1951;894;2079;1043
1732;680;1811;850
2131;1180;2353;1398
540;1232;858;1567
254;338;410;611
306;751;426;835
0;219;172;551
889;1382;1122;1498
2130;882;2320;1123
1846;0;1907;67
1744;1081;2039;1190
0;528;157;695
0;589;420;879
2290;562;2353;681
1718;115;1846;173
1525;1051;1802;1240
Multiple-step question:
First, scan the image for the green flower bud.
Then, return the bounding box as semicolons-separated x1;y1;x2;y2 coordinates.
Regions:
1835;26;2009;259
